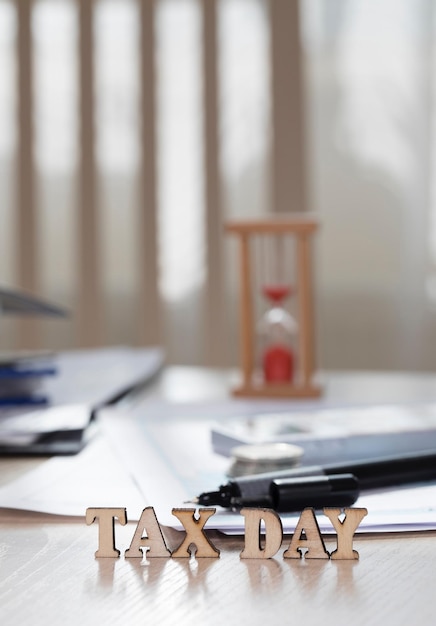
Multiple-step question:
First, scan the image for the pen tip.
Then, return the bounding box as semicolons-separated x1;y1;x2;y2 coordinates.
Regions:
184;497;199;504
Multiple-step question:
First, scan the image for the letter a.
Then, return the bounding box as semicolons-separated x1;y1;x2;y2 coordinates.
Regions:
171;508;220;558
323;508;368;560
283;508;329;560
125;507;171;559
240;508;283;559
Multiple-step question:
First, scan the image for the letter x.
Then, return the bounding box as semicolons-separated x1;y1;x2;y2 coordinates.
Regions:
171;508;220;558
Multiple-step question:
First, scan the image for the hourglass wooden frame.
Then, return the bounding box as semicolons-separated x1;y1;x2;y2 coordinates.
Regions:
226;216;321;398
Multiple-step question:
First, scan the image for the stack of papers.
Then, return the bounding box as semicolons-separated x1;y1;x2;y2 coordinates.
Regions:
0;404;92;453
0;347;164;455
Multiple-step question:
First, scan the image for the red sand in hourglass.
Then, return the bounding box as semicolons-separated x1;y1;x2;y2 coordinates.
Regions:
261;284;295;383
262;284;292;303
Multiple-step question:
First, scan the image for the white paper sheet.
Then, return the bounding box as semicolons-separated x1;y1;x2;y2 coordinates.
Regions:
0;431;145;518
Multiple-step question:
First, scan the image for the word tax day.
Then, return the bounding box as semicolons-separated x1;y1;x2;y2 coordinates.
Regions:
86;506;368;560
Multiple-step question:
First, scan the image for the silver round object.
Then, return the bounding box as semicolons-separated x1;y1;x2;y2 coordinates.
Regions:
227;442;304;477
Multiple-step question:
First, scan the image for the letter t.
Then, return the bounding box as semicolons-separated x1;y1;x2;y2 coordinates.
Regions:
86;507;127;558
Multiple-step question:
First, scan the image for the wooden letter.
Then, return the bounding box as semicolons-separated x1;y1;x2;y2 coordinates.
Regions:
283;508;329;560
125;507;171;559
240;508;283;559
86;507;127;558
323;507;368;560
171;508;220;558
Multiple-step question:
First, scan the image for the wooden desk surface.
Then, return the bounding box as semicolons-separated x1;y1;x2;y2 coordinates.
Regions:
2;368;436;625
0;514;435;625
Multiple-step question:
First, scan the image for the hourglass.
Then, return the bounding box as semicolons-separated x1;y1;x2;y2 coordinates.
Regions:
226;216;321;398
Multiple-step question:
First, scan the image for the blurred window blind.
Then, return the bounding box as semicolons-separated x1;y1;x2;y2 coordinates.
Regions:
4;0;436;371
34;0;78;348
0;0;305;366
0;1;17;347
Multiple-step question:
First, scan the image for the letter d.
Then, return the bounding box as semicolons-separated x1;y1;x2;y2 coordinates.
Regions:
240;508;283;559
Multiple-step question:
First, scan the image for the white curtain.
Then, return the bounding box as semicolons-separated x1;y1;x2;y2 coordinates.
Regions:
303;0;436;370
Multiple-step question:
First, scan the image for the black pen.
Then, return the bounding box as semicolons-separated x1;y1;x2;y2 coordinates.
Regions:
192;449;436;512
